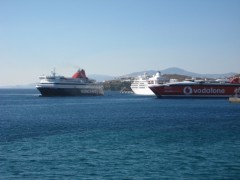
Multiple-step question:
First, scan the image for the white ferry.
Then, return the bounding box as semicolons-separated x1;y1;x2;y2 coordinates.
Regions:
130;72;167;95
36;69;104;96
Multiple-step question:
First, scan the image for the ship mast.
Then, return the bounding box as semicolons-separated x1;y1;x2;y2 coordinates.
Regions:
51;68;56;77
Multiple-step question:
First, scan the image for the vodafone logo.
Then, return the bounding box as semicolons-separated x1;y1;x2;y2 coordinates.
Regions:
183;86;225;95
183;86;193;95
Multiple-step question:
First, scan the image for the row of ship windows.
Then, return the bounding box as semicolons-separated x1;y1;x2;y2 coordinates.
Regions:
131;85;147;87
132;86;146;88
131;84;147;86
132;87;147;89
132;84;146;86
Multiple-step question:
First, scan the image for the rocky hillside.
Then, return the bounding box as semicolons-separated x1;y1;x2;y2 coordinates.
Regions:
103;80;131;91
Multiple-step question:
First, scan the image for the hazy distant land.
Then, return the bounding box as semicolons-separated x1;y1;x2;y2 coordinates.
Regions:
0;67;238;89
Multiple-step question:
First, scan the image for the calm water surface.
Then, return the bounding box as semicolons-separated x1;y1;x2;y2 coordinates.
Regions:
0;89;240;179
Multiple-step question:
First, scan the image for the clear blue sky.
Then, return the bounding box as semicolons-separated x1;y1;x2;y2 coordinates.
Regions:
0;0;239;85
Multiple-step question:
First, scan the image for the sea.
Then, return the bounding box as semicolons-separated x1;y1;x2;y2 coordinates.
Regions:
0;89;240;179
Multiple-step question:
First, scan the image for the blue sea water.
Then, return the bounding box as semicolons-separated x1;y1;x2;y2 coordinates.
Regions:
0;89;240;179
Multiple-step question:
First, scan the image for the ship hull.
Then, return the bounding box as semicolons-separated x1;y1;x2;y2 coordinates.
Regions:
131;87;154;95
149;84;240;98
37;87;103;96
36;84;104;96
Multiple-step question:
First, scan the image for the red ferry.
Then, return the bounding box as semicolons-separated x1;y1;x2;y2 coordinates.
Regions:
148;77;240;98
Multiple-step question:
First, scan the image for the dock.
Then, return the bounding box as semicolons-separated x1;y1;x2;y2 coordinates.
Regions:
229;87;240;103
229;97;240;103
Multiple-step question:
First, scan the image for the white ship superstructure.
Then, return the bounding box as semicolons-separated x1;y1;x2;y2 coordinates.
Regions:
130;72;167;95
36;69;104;96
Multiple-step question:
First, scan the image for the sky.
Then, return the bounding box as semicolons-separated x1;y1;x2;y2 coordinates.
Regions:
0;0;240;86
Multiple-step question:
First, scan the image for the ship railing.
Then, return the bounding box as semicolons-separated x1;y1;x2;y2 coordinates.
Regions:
39;76;46;79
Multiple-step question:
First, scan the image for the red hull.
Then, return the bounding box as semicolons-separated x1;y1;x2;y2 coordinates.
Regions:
149;84;240;98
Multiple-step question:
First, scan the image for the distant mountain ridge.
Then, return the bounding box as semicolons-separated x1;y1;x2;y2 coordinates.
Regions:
0;83;37;89
0;67;237;88
122;67;237;79
90;67;237;81
88;74;116;82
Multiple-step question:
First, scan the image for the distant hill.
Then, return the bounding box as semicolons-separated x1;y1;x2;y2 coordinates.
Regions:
88;74;116;82
121;70;157;78
1;67;237;88
0;83;36;89
123;67;237;79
